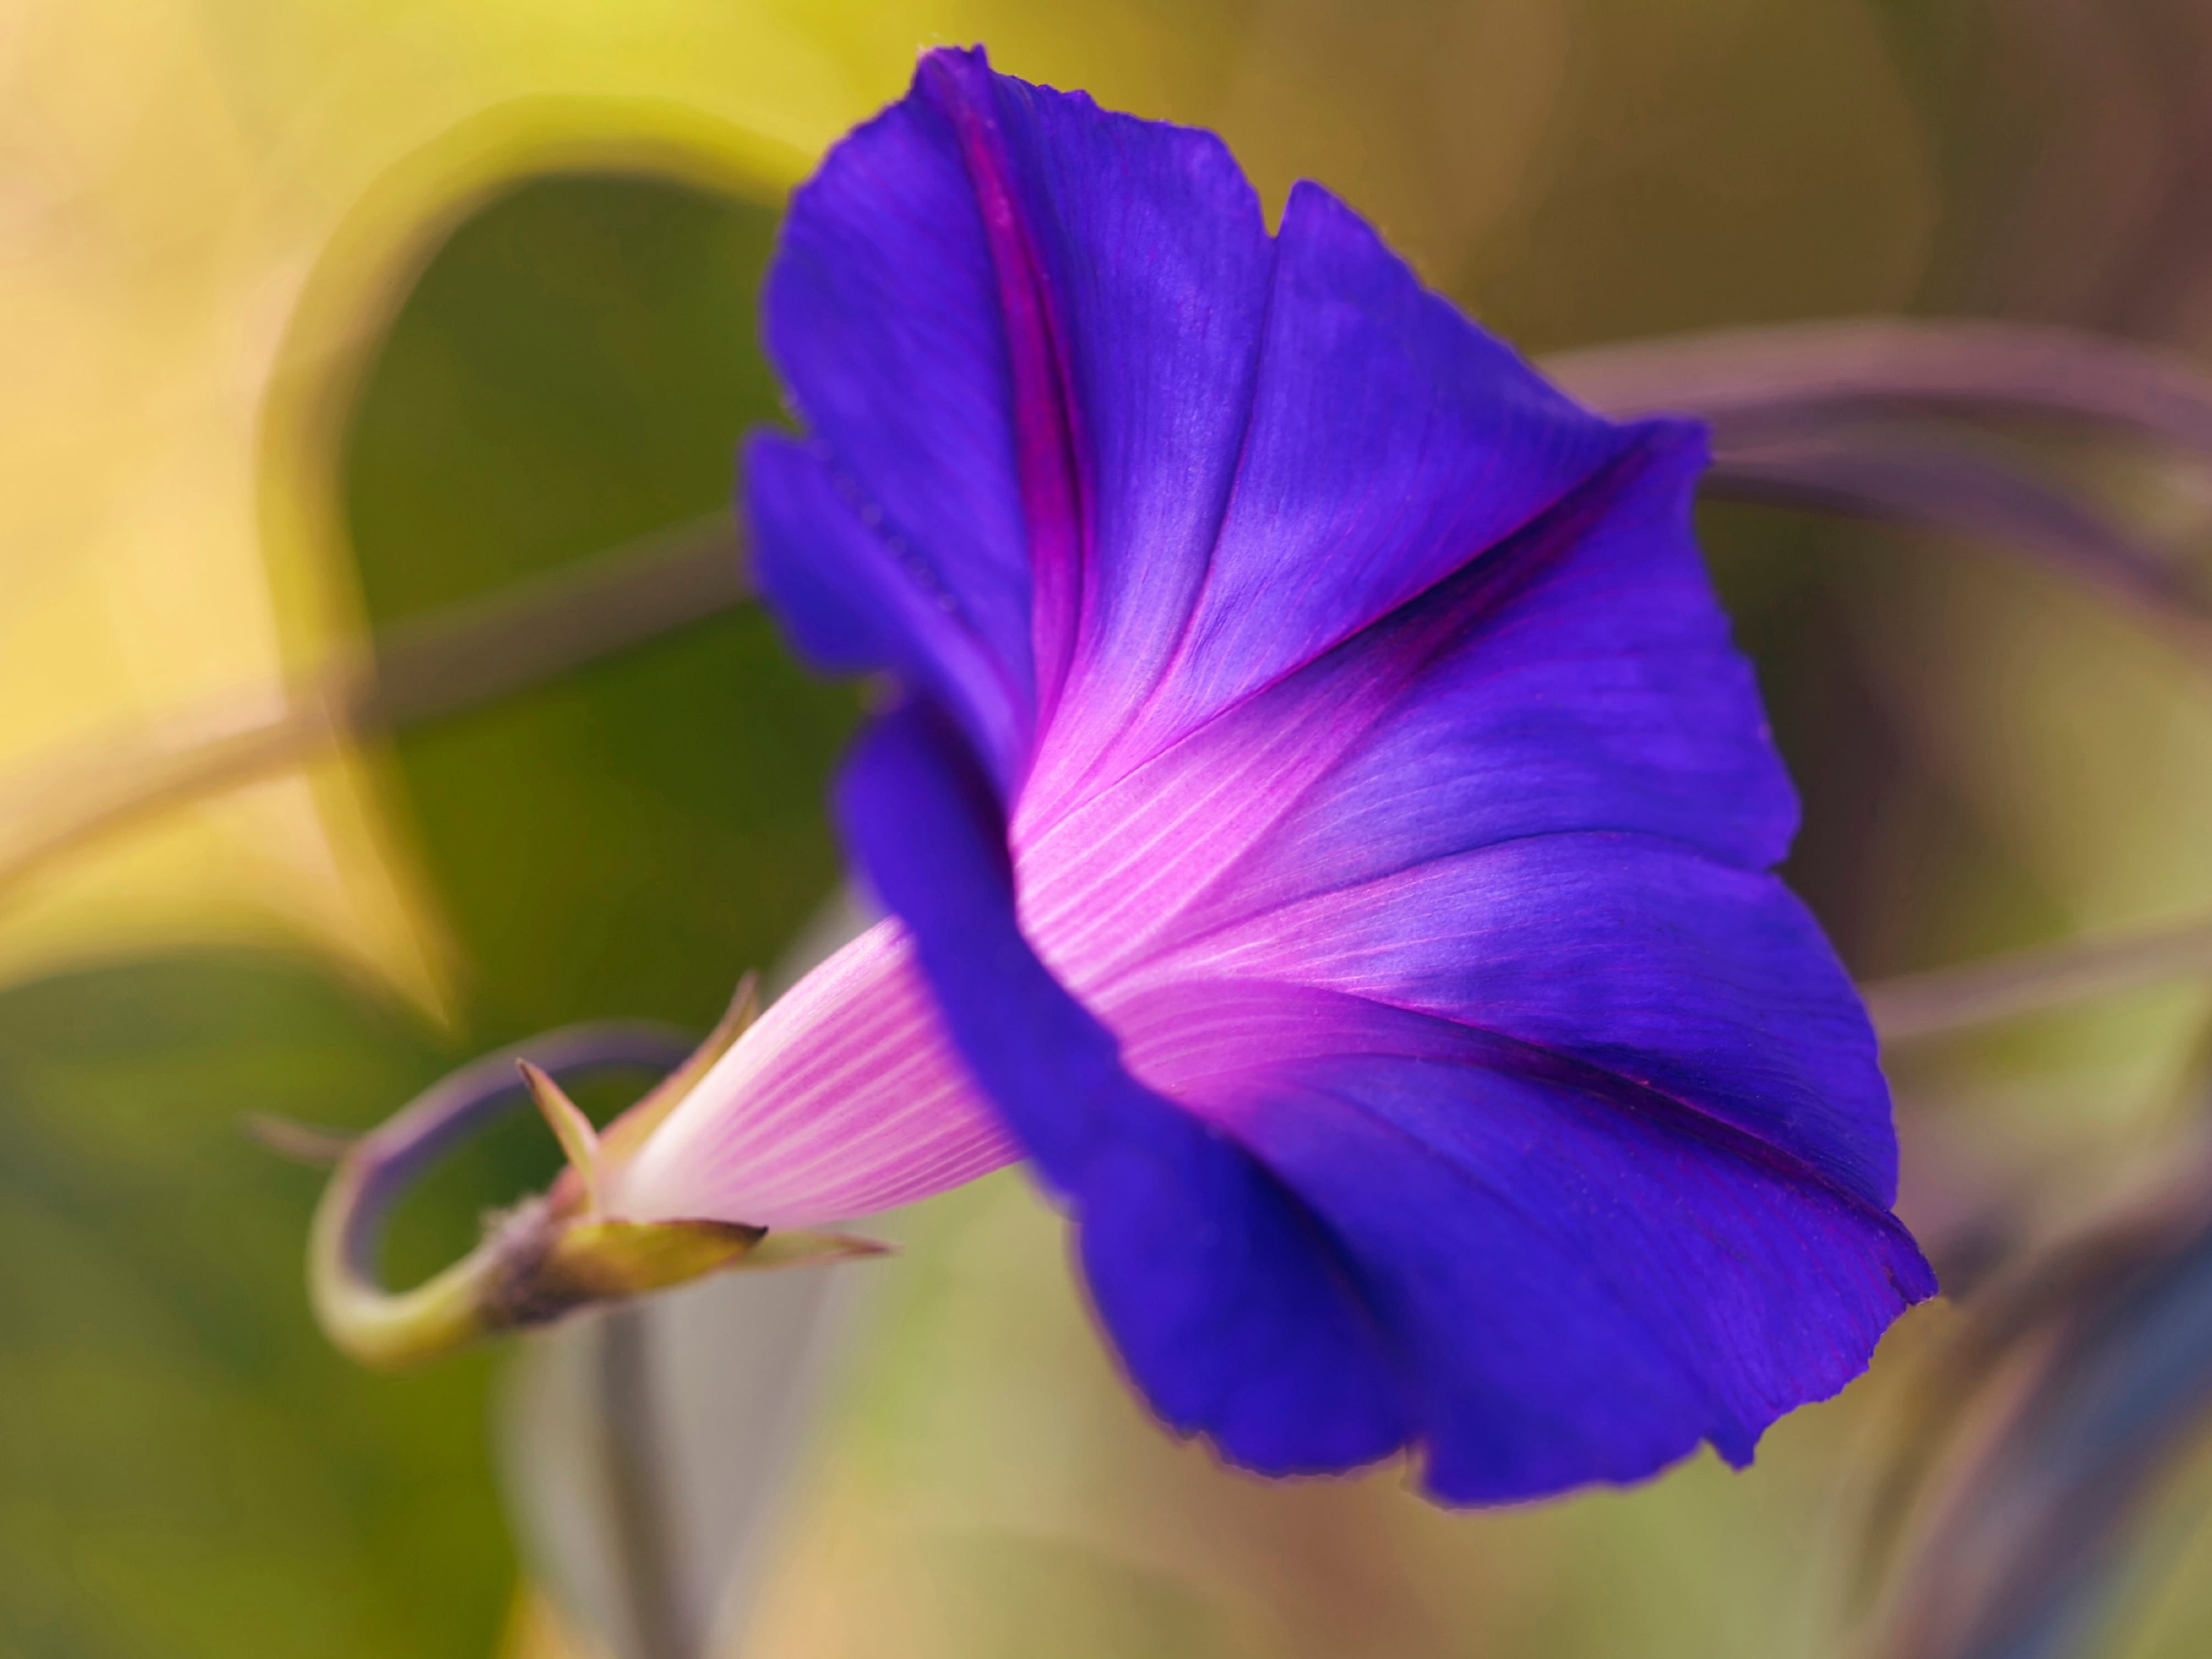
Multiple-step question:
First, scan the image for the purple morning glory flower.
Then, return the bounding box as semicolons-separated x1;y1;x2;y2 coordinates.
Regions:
609;46;1936;1503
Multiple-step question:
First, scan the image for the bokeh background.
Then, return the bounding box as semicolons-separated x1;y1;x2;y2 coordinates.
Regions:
10;2;2212;1656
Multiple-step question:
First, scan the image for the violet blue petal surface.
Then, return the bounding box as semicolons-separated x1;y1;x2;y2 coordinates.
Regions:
840;704;1416;1474
715;44;1936;1502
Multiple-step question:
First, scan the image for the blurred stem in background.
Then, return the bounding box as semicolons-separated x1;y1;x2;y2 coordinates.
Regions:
0;515;743;909
1854;1117;2212;1659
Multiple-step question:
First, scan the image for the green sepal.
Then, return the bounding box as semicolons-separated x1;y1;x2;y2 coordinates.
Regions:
314;1181;888;1370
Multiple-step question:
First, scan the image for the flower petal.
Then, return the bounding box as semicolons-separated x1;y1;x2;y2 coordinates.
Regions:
762;50;1646;817
609;918;1019;1229
1114;979;1931;1501
838;699;1415;1472
911;51;1277;741
762;57;1038;751
1043;179;1636;804
1233;419;1798;879
747;431;1027;782
1018;423;1796;987
763;46;1282;782
1141;833;1898;1209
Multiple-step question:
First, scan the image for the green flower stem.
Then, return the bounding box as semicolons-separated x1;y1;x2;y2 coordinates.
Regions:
310;1024;696;1368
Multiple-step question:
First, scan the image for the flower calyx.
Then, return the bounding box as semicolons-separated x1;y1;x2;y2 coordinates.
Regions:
302;978;886;1370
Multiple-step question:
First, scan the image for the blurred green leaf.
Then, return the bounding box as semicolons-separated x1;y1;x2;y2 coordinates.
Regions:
0;951;512;1659
339;170;859;1044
